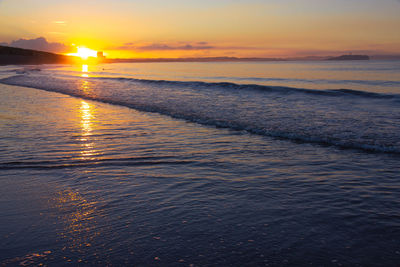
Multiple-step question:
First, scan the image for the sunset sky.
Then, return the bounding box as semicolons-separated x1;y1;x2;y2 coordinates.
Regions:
1;0;399;58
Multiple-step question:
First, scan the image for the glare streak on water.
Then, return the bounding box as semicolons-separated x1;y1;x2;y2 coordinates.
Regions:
0;61;400;266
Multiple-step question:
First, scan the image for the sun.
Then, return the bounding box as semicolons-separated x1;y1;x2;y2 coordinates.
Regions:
68;47;98;60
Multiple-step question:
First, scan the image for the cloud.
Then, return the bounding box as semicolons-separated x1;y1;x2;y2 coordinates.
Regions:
53;21;67;26
2;37;71;53
113;43;215;51
110;42;262;52
140;43;215;51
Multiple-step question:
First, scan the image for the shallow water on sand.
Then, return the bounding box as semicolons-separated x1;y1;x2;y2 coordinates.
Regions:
1;82;399;266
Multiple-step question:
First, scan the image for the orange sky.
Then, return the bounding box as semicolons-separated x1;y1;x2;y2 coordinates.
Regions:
0;0;399;58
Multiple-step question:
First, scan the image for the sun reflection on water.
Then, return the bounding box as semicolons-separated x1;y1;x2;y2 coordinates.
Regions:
52;190;101;262
80;80;91;95
81;64;89;77
79;100;97;159
80;101;92;135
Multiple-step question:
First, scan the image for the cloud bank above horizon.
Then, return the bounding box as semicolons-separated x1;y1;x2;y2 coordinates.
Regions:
0;37;71;53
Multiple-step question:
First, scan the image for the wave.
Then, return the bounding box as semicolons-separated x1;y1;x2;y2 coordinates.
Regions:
1;74;399;154
8;67;400;99
0;156;193;170
198;76;400;88
95;76;400;100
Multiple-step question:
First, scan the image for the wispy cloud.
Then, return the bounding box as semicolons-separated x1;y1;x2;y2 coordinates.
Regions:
140;43;215;51
53;21;67;26
114;43;214;51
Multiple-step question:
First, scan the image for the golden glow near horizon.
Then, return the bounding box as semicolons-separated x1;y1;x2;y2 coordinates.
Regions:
0;0;399;58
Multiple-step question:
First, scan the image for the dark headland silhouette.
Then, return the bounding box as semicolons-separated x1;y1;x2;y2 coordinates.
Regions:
0;45;79;65
3;44;400;66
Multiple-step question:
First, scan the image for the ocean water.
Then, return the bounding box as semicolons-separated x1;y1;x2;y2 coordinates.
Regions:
0;61;399;266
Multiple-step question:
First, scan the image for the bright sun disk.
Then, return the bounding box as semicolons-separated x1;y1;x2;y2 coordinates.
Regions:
68;47;98;60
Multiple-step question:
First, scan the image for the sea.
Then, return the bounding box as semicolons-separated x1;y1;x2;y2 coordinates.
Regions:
0;60;399;266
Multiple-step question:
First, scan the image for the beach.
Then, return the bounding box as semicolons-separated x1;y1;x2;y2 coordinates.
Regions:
1;61;400;265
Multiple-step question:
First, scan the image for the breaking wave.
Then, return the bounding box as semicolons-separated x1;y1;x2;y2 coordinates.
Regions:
1;73;400;154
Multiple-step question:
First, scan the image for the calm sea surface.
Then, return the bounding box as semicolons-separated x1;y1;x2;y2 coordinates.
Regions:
0;61;399;266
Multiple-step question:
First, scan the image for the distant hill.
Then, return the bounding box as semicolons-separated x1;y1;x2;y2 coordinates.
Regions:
327;55;370;61
3;45;399;65
0;45;77;65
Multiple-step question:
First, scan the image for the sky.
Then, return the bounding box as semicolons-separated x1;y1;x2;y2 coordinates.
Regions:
0;0;400;58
